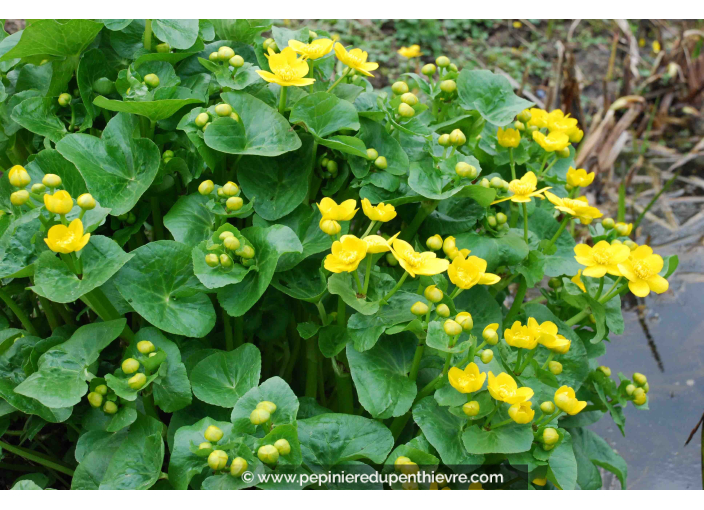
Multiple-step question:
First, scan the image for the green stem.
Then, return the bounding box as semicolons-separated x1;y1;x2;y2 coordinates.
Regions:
362;255;373;296
37;295;60;332
334;367;354;414
84;288;135;344
223;309;233;351
504;277;527;323
508;148;516;180
354;270;363;294
490;418;514;430
633;171;679;231
0;440;74;476
308;60;316;93
408;339;425;382
361;220;377;239
483;404;500;428
400;200;438;240
543;215;570;252
381;271;408;304
492;273;518;294
0;287;39;336
278;86;287;115
594;277;605;300
234;316;244;348
516;349;535;375
522;203;529;242
326;67;350;93
541;352;555;370
305;338;318;398
144;19;153;51
150;197;164;241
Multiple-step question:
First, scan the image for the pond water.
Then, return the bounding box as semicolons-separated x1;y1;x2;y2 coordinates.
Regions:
589;228;704;489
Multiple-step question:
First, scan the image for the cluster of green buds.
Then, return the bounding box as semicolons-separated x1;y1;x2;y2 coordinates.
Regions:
208;45;246;70
250;400;277;426
86;382;119;415
197;425;249;477
194;101;240;132
455;161;478;180
602;217;635;240
204;229;255;270
162;150;174;165
257;437;291;466
198;178;248;213
8;166;96;216
317;152;340;180
438;128;467;149
365;147;387;171
624;372;649;406
117;340;166;392
262;38;279;53
398;92;418;119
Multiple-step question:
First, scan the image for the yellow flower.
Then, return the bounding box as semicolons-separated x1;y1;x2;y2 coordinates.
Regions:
554;386;587;415
361;198;396;222
527;108;548;128
44;190;73;215
617;245;669;298
8;165;31;187
324;235;367;273
508;401;535;424
544;334;571;354
652;40;661;53
317;197;357;221
532;478;547;486
565;167;595;188
571;270;586;292
44;218;90;254
532;130;570;152
397;45;422;58
447;252;500;290
288;38;334;60
533;318;571;353
574;240;630;278
569;129;584;143
391;239;449;278
448;362;486;394
504;320;539;350
491;171;551;205
547;109;579;137
487;372;534;404
334;43;378;77
545;191;603;225
364;232;399;254
497;127;520;148
512;21;523;28
256;47;315;87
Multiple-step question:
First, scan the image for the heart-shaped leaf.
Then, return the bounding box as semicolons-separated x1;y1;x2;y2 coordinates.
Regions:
190;344;261;407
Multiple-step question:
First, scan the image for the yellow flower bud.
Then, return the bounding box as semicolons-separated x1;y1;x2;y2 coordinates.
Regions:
540;401;555;414
443;319;462;337
548;361;563;375
42;174;62;188
633;389;646;406
274;438;291;455
219;231;234;240
257;401;277;413
532;477;547;486
366;148;379;160
103;401;118;414
218;46;235;61
543;427;559;445
122;358;140;374
432;304;448;318
229;55;245;68
215;103;233;117
442;236;456;255
633;372;647;386
394;456;411;471
236;245;255;259
625;384;636;396
410;301;429;317
597;366;611;377
496;212;507;225
205;254;219;267
400;92;418;106
456;312;473;332
209;52;219;61
204;425;224;442
436;56;450;68
137;340;155;354
426;234;443;251
58;93;72;107
490;177;503;189
199;441;212;450
449;129;466;146
438;133;451;147
219;254;233;268
10;190;29;206
208;450;228;470
94;384;108;395
87;392;103;408
423;285;443;303
224;236;241;251
397;458;419;475
480;349;493;364
455;162;477;179
76;193;96;210
195;112;210;127
31;183;45;193
643;382;649;394
391;81;409;95
226;197;243;211
374;156;387;170
128;373;147;390
8;165;31;187
482;325;499;345
421;63;436;76
398;103;415;118
230;457;248;477
198;180;214;195
479;178;490;188
143;74;160;88
513;121;525;131
440;80;456;93
257;444;279;464
463;401;480;417
250;408;270;425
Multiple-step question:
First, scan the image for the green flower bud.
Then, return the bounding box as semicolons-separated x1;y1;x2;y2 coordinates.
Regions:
615;223;630;236
199;441;212;450
410;301;429;316
250;408;270;425
31;183;46;193
490;177;503;189
258;444;279;464
496;212;507;225
122;358;140;374
391;81;409;95
156;42;171;53
455;162;477;178
204;425;224;442
443;319;462;337
548;361;563;375
436;56;450;68
398;103;415;118
128;373;147;390
479;178;490;188
421;63;436;76
219;254;233;268
222;181;240;196
10;190;30;206
218;46;235;61
547;277;562;289
103;401;118;414
308;31;318;40
436;304;450;318
230;112;240;122
202;121;211;131
633;372;647;386
144;74;160;88
137;340;155;354
236;245;255;259
543;427;560;445
400;92;418;106
87;392;103;408
426;234;443;251
438;133;451;147
43;174;62;188
440;80;456;93
449;63;458;72
424;285;444;303
208;450;228;470
643;382;649;393
94;384;108;396
263;38;275;51
274;438;291;455
565;183;574;192
326;160;338;174
226;197;244;211
487;215;497;228
386;252;398;266
374;156;388;169
463;401;480;417
602;218;615;229
58;93;72;107
540;401;555;414
557;147;571;159
597;366;611;377
230;457;248;477
366;148;379;160
542;444;555;451
205;253;220;267
449;129;466;146
480;349;494;364
242;257;256;267
513;121;525;131
195;112;210;128
162;150;174;161
320;157;330;168
209;52;219;61
215;103;233;117
517;110;532;123
93;77;115;95
257;401;277;413
224;236;241;251
624;239;638;251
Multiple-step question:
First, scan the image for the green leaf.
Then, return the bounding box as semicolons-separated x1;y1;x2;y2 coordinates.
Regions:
318;325;351;358
163;193;216;247
14;320;126;408
151;19;200;50
217;225;302;317
453;286;503;335
76;48;112;120
327;271;394;316
93;94;203;122
31;236;132;303
412;397;484;468
191;224;254;289
298;413;394;466
425;322;472;354
210;20;271;45
407;157;467;201
204;90;301;157
271;258;327;302
237;137;314;221
106;406;138;433
461;423;534;454
177;107;224;171
318;134;368;158
190;344;261;407
290;92;360;138
356;117;409;177
547;431;578;490
230;376;299;433
570;427;627;489
56;112;161;216
10;97;67;142
105;371;160;401
0;208;44;279
114;240;216;338
454;230;529;272
456;69;533;126
347;336;417;419
527;208;580;277
24;149;88;198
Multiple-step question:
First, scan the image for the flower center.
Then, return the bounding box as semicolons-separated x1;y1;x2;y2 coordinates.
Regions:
406;252;423;268
592;247;611;265
497;387;511;399
337;249;358;264
509;181;534;196
632;259;654;280
277;65;297;82
58;231;76;247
